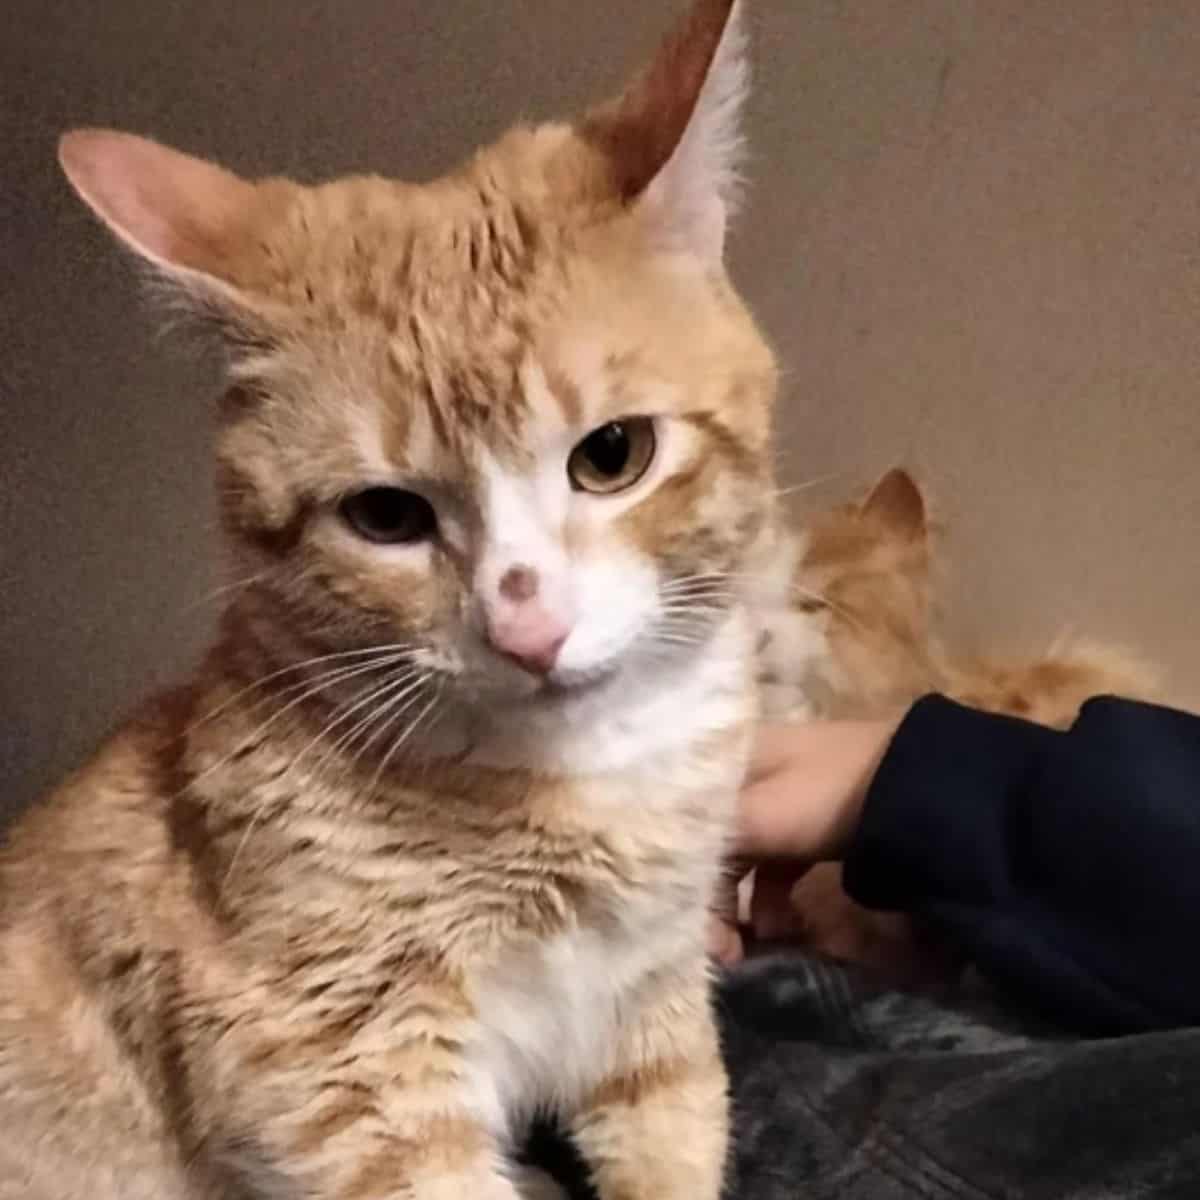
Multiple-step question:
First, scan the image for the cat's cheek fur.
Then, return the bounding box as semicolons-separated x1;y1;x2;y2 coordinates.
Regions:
297;526;449;637
552;552;657;684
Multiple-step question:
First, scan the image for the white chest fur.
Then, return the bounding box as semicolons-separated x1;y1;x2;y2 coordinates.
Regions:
446;612;752;1143
463;879;709;1144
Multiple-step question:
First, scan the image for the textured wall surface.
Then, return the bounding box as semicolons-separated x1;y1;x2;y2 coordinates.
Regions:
3;1;1198;816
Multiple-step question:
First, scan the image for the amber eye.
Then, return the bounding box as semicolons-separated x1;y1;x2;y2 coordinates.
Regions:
339;488;437;545
567;417;657;495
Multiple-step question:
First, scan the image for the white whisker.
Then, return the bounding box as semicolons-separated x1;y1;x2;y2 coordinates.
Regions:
350;689;433;795
768;470;847;500
658;596;738;610
659;583;740;597
186;643;419;734
182;572;270;615
181;653;412;797
282;668;425;785
349;676;433;767
652;630;712;648
216;668;420;892
370;688;444;794
308;672;430;782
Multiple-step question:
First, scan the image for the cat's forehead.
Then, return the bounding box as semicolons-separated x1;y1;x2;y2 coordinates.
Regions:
263;179;695;476
240;136;758;488
348;335;656;487
286;169;559;327
252;178;559;457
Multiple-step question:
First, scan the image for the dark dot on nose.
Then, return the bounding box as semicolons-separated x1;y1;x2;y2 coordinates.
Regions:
499;564;539;603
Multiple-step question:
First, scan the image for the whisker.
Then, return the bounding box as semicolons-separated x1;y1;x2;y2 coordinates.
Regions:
215;670;419;892
658;586;743;606
181;653;412;796
307;672;429;782
350;676;433;766
370;687;444;793
284;668;425;785
662;568;864;636
659;569;766;594
346;687;434;796
655;616;729;633
658;595;739;610
218;655;408;731
659;583;741;598
658;596;739;611
659;571;744;590
182;572;270;616
768;470;848;500
652;629;713;648
186;643;419;734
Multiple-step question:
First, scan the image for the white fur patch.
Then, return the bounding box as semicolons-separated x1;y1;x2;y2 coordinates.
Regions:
476;450;574;623
458;614;749;1144
466;416;708;701
448;609;752;777
464;897;703;1146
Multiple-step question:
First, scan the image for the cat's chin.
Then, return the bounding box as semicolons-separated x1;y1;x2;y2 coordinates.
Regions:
445;625;723;719
540;660;622;697
445;659;621;712
475;663;622;713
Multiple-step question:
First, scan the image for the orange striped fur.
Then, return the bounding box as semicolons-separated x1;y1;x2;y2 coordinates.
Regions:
2;4;770;1197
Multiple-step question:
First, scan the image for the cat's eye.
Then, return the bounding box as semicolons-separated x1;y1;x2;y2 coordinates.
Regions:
339;487;437;545
567;417;657;495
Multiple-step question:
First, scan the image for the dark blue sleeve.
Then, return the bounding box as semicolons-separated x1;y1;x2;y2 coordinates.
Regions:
842;694;1200;1034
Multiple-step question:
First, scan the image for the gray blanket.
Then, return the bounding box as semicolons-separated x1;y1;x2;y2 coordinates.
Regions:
530;952;1200;1198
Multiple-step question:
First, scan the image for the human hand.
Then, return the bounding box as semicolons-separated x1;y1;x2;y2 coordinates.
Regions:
711;718;900;964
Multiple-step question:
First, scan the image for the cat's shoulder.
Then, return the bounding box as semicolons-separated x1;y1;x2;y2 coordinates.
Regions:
2;684;200;899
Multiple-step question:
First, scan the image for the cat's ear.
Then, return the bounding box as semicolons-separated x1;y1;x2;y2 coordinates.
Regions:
862;468;928;542
58;129;260;297
583;0;748;262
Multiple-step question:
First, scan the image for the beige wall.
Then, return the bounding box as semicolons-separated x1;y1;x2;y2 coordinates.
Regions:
3;1;1198;817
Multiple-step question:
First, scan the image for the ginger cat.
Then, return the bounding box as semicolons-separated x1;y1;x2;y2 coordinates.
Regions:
754;467;1159;987
1;3;776;1197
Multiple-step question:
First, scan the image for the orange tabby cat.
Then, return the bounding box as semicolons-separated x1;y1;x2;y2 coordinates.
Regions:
754;468;1160;986
0;4;776;1197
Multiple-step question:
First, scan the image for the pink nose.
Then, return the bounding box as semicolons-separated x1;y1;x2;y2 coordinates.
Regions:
486;605;570;676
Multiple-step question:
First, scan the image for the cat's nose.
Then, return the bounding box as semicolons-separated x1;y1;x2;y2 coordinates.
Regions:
484;563;572;675
486;604;570;676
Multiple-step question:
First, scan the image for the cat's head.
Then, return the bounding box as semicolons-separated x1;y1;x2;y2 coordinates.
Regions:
794;468;938;714
58;0;775;713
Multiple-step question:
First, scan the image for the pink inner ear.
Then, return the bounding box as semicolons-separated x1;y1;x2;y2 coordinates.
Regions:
584;0;740;202
863;469;928;539
58;129;255;277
